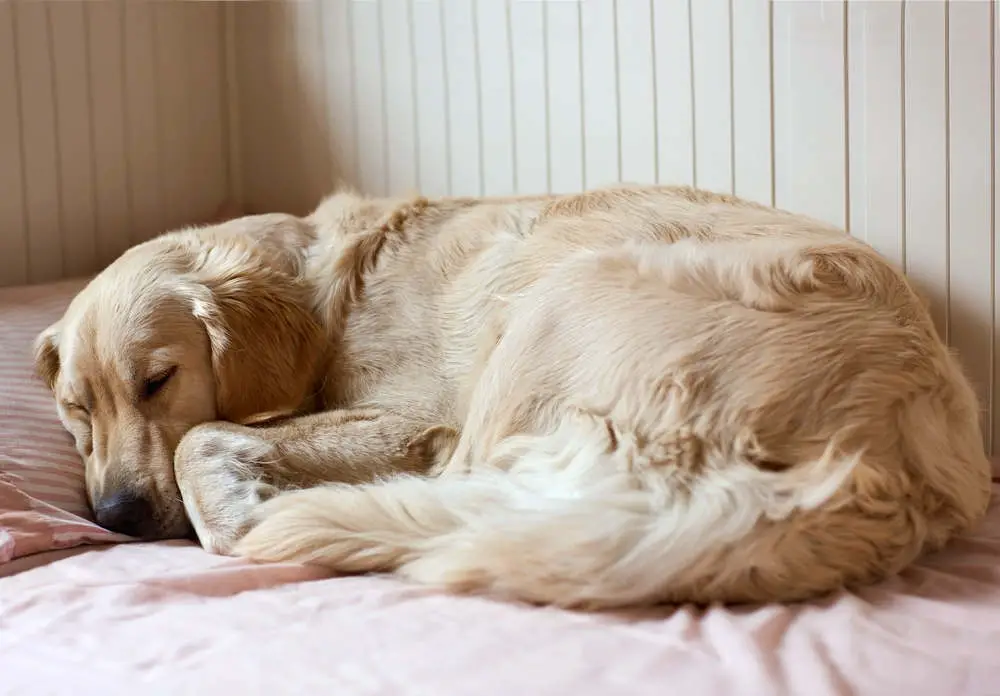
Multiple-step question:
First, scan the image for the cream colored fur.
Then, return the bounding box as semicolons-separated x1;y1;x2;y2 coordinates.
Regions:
36;185;993;609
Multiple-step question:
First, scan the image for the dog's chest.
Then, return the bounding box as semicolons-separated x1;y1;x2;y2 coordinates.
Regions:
331;287;465;422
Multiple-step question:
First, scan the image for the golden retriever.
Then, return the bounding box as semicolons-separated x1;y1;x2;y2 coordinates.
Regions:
34;185;992;609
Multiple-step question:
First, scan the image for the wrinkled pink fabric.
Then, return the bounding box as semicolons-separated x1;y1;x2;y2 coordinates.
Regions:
0;278;130;563
1;204;243;563
3;486;1000;696
4;272;1000;694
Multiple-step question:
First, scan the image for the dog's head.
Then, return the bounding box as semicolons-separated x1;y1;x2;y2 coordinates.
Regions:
34;214;326;539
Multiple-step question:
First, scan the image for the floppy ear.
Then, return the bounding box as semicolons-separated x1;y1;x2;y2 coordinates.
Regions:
33;322;62;391
186;242;327;423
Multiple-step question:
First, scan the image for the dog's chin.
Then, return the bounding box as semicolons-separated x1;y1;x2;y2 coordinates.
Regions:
123;521;194;543
156;514;197;542
147;496;198;541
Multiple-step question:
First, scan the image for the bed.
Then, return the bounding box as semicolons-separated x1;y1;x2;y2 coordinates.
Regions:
3;282;1000;696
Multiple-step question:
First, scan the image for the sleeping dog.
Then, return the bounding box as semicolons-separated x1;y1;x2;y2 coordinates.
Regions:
34;185;992;609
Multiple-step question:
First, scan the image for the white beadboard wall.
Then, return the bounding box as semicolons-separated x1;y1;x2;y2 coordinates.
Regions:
0;0;231;289
2;0;999;449
233;0;1000;449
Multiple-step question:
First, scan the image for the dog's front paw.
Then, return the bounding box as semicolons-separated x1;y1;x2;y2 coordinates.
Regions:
174;424;280;555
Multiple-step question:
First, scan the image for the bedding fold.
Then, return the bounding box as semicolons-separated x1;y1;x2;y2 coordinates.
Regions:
3;486;1000;696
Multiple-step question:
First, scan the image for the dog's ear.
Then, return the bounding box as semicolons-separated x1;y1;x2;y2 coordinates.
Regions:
185;240;326;423
33;322;62;391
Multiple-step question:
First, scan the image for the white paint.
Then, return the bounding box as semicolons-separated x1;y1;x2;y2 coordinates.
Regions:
848;1;904;266
0;0;997;449
690;0;734;194
0;0;227;286
947;0;994;450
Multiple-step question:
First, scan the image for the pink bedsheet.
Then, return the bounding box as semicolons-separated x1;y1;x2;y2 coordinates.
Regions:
4;488;1000;696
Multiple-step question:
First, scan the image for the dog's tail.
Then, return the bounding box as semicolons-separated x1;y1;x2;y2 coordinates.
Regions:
234;415;858;608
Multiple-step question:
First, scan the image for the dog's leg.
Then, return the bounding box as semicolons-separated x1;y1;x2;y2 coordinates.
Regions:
174;410;458;554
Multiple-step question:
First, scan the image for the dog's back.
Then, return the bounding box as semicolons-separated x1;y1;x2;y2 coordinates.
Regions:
232;184;992;608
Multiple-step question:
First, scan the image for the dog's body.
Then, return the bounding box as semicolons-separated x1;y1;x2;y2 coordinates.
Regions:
35;185;992;608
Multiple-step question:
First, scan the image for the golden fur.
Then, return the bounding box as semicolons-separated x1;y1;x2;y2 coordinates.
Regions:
36;184;992;608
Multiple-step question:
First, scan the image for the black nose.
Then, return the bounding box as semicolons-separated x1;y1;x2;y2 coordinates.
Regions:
93;490;155;538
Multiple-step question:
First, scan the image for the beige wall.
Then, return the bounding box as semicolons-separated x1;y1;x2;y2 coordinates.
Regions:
0;0;231;288
2;0;999;450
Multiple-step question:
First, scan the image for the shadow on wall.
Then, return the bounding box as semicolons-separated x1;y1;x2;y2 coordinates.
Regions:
906;275;992;447
236;2;347;218
231;4;997;452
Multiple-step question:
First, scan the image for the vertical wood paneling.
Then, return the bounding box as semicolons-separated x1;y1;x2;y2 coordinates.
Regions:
0;2;28;287
186;1;228;221
510;0;548;194
651;0;693;189
772;1;848;229
88;1;131;261
948;0;994;436
238;2;321;215
123;1;164;244
320;0;359;191
545;0;584;194
49;2;97;278
580;0;620;189
0;1;229;288
615;0;656;184
411;0;450;197
690;0;734;193
994;1;1000;452
731;0;773;206
475;0;516;196
848;1;904;267
15;2;63;283
442;0;482;197
224;1;243;208
903;1;949;341
153;3;193;232
5;0;1000;452
266;2;300;212
287;0;330;213
234;2;271;211
351;1;387;197
382;0;419;196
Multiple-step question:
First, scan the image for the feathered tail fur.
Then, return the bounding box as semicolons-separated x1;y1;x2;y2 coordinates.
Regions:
234;413;861;609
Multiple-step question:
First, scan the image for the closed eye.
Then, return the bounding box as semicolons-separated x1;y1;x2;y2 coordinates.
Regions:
63;402;89;417
142;366;177;400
